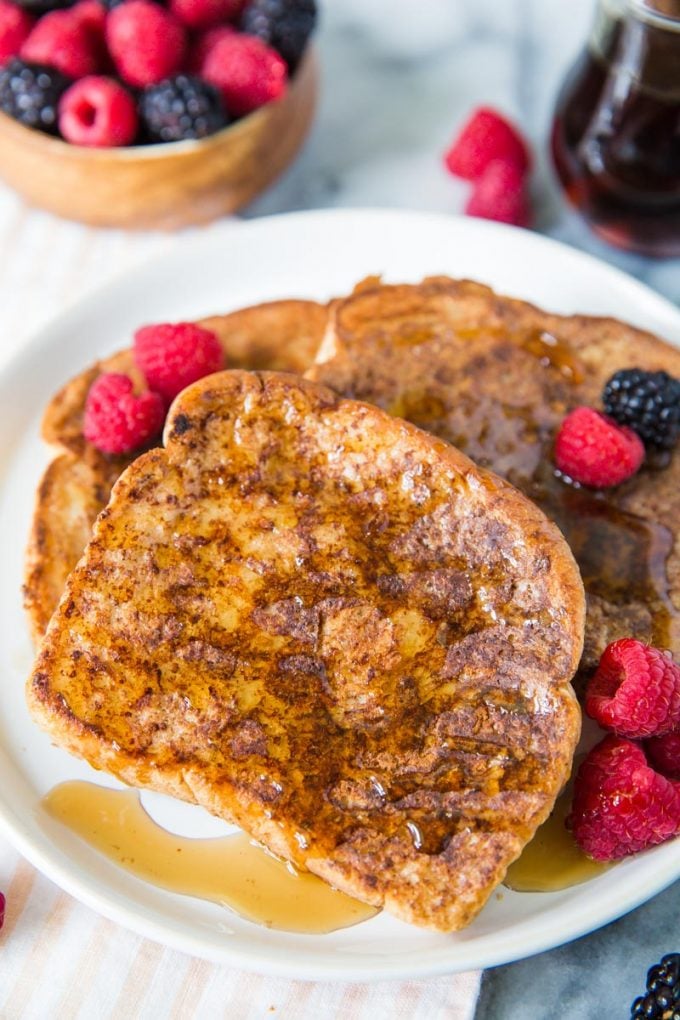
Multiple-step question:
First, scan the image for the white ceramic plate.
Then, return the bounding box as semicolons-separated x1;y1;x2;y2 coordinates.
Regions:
0;209;678;982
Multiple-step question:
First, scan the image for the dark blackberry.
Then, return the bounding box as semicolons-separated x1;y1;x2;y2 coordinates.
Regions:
0;59;71;134
603;368;680;451
631;953;680;1018
12;0;71;11
138;75;228;144
241;0;317;71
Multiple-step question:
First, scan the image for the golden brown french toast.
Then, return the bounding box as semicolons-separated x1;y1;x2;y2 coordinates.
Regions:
24;300;328;639
307;277;680;676
27;371;584;932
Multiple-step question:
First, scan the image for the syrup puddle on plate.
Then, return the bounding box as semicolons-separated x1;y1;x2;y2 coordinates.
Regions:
42;781;378;934
504;781;612;893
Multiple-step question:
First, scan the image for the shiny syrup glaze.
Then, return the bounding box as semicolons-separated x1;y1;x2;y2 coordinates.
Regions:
42;781;378;934
504;771;611;892
485;327;676;668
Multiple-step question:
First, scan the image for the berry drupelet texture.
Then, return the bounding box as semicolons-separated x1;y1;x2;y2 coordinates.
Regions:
554;405;645;488
585;639;680;739
0;56;70;132
139;74;227;142
241;0;316;70
631;953;680;1018
604;368;680;452
132;321;224;403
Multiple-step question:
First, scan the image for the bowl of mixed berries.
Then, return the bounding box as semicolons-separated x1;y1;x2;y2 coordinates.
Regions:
0;0;317;227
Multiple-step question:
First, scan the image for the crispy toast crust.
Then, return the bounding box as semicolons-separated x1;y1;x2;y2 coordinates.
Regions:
25;300;328;639
28;370;584;932
308;277;680;674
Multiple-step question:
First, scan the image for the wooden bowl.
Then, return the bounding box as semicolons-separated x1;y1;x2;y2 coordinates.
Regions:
0;51;318;229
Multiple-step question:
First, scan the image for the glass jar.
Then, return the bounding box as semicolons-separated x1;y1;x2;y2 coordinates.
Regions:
551;0;680;257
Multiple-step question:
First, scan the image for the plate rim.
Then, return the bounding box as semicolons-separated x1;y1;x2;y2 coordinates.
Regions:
1;207;679;981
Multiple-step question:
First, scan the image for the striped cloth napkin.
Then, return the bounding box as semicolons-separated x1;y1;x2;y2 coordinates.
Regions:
0;199;481;1018
0;841;481;1018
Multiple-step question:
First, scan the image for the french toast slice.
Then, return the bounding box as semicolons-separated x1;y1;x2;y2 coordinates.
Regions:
28;371;584;932
24;300;328;639
307;277;680;676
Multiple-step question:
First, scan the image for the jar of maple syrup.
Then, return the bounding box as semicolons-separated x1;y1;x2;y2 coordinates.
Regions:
551;0;680;257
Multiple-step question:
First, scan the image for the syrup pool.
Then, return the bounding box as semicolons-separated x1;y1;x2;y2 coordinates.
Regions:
42;781;378;934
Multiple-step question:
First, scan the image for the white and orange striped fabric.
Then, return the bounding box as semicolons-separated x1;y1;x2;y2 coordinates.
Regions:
0;198;481;1018
0;840;481;1018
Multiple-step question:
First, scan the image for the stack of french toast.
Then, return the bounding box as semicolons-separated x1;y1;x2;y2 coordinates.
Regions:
24;276;680;932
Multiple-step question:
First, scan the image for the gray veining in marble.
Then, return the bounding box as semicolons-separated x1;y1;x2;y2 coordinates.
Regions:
476;879;679;1019
246;0;679;1012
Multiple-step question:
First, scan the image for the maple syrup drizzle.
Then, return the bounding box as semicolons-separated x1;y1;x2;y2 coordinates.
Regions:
532;469;677;654
42;781;378;934
504;781;611;893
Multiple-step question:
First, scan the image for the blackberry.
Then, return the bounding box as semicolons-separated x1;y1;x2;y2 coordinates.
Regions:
604;368;680;451
241;0;317;71
0;59;71;135
138;76;228;144
12;0;71;11
631;953;680;1018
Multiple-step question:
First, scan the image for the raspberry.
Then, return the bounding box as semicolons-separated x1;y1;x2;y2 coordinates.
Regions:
70;0;106;39
106;1;186;88
585;639;680;739
554;406;645;488
21;8;102;78
133;322;223;404
84;373;165;455
568;735;680;861
241;0;316;72
59;75;137;146
603;368;680;452
187;23;233;72
465;159;530;227
169;0;243;30
0;1;33;66
0;57;70;132
646;731;680;781
444;106;531;181
139;74;226;142
202;32;286;117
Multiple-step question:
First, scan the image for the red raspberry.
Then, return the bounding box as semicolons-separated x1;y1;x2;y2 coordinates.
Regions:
106;1;186;88
585;639;680;739
170;0;244;30
59;76;137;147
21;9;102;79
554;406;644;487
0;0;33;67
84;373;165;455
465;159;530;227
70;0;107;41
202;32;286;117
646;731;680;780
187;23;234;72
568;735;680;861
444;106;531;181
133;322;224;404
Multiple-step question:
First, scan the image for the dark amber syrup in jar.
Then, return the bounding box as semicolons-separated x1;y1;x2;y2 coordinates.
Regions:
551;3;680;257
